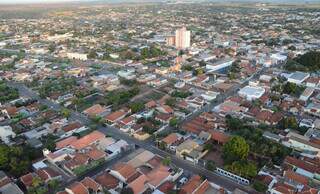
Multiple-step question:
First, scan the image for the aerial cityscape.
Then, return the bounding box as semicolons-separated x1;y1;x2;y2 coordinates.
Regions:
0;0;320;194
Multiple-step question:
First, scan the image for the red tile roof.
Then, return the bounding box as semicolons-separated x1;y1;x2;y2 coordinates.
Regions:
67;182;88;194
20;173;34;188
69;131;105;150
95;172;119;190
284;170;309;185
81;177;101;192
162;133;179;145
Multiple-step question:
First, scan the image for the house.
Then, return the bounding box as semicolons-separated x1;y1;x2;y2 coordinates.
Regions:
65;181;89;194
305;77;320;88
304;102;320;117
20;173;35;189
287;72;310;85
61;122;87;138
105;110;128;124
284;132;320;157
155;113;173;123
156;105;174;114
80;177;102;194
83;104;107;117
283;156;320;180
0;171;23;194
238;85;265;101
110;163;139;183
105;140;129;157
176;139;208;164
210;130;230;144
36;167;62;183
180;175;210;194
161;133;182;150
128;174;149;194
0;126;16;145
69;130;106;150
263;131;281;142
1;106;18;119
300;88;314;101
133;131;151;141
95;171;121;191
127;150;155;168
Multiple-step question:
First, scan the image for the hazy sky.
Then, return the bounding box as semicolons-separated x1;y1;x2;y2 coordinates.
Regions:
0;0;81;4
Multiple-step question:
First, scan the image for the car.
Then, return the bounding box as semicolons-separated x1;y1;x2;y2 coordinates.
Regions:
179;177;188;185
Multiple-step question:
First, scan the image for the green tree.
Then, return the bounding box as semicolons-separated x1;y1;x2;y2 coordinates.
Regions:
225;161;257;178
61;108;71;118
226;115;243;131
129;102;145;113
280;116;298;130
0;145;10;168
162;156;171;166
222;136;249;164
43;134;57;151
169;117;178;128
206;160;216;171
253;180;268;193
165;98;176;107
88;50;97;59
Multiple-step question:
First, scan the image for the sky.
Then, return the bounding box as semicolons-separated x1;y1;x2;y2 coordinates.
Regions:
1;0;319;4
0;0;81;3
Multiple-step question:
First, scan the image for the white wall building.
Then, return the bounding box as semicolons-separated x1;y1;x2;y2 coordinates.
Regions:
238;86;265;101
0;126;16;145
206;59;234;72
175;27;191;49
287;72;310;85
67;52;88;61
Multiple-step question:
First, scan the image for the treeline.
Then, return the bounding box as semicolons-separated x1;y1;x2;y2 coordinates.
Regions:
0;81;19;104
284;51;320;72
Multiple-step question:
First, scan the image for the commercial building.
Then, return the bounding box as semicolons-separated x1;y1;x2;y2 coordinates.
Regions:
238;86;265;101
287;72;310;85
206;59;234;72
175;27;191;49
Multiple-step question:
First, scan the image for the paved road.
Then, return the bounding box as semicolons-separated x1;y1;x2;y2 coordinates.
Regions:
8;74;269;193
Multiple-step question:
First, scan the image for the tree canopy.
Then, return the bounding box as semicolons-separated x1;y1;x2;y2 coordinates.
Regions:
284;51;320;72
222;136;249;164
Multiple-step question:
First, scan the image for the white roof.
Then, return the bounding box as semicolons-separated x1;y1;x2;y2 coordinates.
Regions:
32;161;47;170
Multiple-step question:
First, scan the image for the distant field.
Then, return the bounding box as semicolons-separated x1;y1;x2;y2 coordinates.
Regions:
0;1;319;19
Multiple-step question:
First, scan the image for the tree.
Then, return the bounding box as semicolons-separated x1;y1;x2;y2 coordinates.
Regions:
205;160;216;171
182;65;193;71
162;156;171;166
158;141;167;150
226;115;243;131
253;180;268;193
129;102;145;113
280;116;298;130
199;60;206;67
43;134;57;151
88;50;97;59
169;117;178;128
48;179;59;191
284;51;320;72
0;145;10;168
204;143;213;151
61;108;71;119
48;43;56;53
225;161;257;178
165;98;176;107
222;136;249;164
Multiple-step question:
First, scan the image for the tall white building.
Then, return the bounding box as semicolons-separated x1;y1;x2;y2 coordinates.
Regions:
175;27;191;49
